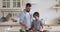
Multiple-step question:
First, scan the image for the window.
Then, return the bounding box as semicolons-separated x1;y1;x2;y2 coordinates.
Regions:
13;0;20;8
2;0;10;8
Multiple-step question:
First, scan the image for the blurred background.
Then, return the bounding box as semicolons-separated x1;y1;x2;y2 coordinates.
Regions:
0;0;60;32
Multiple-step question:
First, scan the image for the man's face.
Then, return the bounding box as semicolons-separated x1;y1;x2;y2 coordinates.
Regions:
25;6;31;12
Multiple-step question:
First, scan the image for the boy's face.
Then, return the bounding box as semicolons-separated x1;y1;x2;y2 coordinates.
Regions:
34;16;39;20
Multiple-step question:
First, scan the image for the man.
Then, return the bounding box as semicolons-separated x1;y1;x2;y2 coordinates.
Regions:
19;3;33;32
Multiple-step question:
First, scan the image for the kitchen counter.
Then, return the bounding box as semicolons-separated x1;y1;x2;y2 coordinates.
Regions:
0;22;21;32
44;24;60;32
0;24;20;26
0;22;60;32
0;22;21;26
0;21;60;26
0;22;60;26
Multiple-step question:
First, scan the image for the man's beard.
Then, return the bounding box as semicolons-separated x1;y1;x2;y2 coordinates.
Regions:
26;10;30;12
27;10;30;12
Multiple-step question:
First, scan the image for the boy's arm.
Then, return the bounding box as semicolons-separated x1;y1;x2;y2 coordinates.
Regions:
40;20;44;28
31;22;34;29
41;24;44;29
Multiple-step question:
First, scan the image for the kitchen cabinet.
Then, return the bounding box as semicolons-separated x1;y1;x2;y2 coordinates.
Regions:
0;0;24;18
1;23;60;32
0;22;21;32
0;0;23;9
0;26;20;32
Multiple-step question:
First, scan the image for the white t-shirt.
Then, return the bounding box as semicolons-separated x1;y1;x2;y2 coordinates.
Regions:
25;12;31;30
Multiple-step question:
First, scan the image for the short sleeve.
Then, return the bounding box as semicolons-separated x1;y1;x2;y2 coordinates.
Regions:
19;11;24;22
40;20;43;26
31;20;34;28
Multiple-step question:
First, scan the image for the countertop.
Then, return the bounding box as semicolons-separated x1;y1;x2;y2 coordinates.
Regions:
0;22;60;26
0;22;21;26
0;24;60;26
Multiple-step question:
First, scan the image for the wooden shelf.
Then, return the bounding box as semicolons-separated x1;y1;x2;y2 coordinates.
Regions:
53;7;60;8
44;24;60;26
53;3;60;8
48;30;60;32
0;24;21;26
0;22;21;26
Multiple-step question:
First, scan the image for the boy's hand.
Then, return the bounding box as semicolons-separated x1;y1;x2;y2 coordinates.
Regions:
42;25;44;28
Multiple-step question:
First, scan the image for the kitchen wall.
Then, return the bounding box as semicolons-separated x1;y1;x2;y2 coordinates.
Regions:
25;0;60;31
0;0;60;24
23;0;60;24
22;0;60;31
0;0;60;32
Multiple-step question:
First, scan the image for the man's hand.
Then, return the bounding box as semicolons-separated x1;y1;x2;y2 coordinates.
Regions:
20;22;25;26
20;22;27;28
24;25;28;28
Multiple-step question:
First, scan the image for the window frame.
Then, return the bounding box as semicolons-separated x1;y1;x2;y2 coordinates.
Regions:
2;0;10;8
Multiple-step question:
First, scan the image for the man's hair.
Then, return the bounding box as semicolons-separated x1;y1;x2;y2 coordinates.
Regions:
26;3;31;7
33;12;39;17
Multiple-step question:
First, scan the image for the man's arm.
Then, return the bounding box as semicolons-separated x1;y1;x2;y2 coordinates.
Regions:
19;11;26;26
20;22;25;26
30;14;33;22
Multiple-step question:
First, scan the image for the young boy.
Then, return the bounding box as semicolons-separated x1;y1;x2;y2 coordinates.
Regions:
31;12;43;32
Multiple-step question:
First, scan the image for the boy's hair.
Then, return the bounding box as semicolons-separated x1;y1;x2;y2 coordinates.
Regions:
26;3;31;7
33;12;39;17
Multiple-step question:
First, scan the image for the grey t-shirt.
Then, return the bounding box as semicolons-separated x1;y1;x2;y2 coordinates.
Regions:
31;19;43;30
